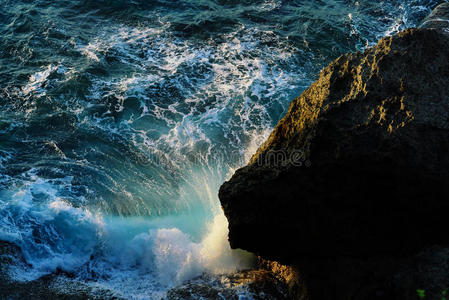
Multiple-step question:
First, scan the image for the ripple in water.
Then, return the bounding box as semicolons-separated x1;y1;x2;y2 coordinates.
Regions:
0;0;441;298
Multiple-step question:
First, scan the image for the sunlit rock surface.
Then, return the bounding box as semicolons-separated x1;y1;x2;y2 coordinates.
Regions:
219;25;449;300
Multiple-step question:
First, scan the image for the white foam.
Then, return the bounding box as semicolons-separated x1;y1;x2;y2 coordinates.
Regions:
73;22;304;179
259;0;281;12
7;15;305;299
84;211;253;299
1;165;253;298
21;64;70;97
4;1;439;297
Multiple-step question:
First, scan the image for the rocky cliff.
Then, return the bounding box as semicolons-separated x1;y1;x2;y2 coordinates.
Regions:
219;4;449;300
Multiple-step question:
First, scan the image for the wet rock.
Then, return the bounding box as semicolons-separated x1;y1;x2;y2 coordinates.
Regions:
165;271;289;300
0;241;119;300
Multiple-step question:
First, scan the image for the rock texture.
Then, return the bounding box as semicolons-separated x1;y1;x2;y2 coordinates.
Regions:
165;270;289;300
219;25;449;300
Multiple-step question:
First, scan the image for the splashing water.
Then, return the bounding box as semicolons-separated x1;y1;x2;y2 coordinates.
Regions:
0;0;442;298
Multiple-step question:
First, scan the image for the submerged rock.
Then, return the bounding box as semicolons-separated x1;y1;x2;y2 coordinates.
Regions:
165;270;289;300
219;27;449;299
0;241;118;300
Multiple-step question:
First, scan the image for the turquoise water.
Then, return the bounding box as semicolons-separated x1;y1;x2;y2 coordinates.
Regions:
0;0;442;298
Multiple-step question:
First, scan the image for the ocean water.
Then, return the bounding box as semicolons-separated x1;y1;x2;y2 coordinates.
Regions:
0;0;442;298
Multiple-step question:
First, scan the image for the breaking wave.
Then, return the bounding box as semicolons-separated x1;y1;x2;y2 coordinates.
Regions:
0;0;441;298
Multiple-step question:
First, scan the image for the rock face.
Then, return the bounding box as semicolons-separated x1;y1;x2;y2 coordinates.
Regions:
219;27;449;299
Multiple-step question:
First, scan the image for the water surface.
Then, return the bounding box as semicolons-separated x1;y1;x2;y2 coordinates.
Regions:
0;0;441;297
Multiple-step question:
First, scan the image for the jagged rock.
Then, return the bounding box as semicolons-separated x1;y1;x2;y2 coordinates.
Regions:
219;27;449;299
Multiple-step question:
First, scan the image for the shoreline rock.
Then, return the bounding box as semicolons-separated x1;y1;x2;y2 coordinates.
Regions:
219;11;449;300
165;270;290;300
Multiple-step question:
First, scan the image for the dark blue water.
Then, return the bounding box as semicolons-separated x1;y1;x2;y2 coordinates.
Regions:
0;0;442;298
